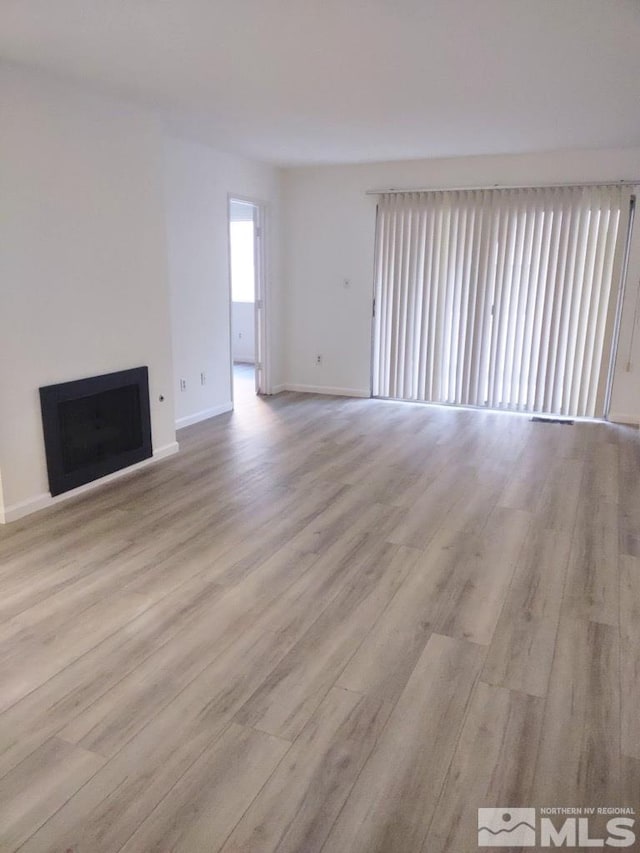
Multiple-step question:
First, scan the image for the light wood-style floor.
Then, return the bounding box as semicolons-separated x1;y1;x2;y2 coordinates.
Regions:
1;371;639;852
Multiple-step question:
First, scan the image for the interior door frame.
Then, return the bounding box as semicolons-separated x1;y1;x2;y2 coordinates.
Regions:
227;195;270;401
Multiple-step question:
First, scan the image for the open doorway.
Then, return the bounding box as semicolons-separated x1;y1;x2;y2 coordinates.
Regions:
228;197;266;407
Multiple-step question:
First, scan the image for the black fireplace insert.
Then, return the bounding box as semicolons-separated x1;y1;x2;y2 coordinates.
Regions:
39;367;152;496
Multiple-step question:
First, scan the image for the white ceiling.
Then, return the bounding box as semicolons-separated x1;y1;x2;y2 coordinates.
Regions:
2;0;640;166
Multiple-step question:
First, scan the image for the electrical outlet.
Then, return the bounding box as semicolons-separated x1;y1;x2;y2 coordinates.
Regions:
180;378;187;391
238;332;243;339
200;372;206;385
343;278;351;289
316;354;322;365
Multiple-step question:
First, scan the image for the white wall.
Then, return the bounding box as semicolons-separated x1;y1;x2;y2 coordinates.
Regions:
0;65;178;521
232;302;255;363
163;137;282;427
282;148;640;420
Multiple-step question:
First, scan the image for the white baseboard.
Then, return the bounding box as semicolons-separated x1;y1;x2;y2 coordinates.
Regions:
270;384;286;395
154;442;181;460
283;384;371;398
175;402;233;429
0;493;51;524
609;412;640;426
0;441;180;524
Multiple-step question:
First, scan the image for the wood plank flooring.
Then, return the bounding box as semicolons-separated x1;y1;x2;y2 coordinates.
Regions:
0;375;639;852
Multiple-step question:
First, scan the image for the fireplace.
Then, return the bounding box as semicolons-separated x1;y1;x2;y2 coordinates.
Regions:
39;367;152;496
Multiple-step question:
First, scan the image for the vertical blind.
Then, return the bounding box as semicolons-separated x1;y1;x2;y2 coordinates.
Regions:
372;185;632;417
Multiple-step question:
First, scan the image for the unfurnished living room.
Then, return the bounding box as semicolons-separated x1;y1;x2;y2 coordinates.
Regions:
1;2;640;851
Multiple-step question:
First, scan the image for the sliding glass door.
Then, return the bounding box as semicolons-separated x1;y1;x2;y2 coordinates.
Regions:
372;185;634;418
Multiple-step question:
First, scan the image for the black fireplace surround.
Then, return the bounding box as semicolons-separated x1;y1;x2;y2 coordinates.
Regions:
39;367;152;496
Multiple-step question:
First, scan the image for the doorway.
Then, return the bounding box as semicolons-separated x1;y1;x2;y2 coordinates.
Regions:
372;185;635;418
228;197;266;406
